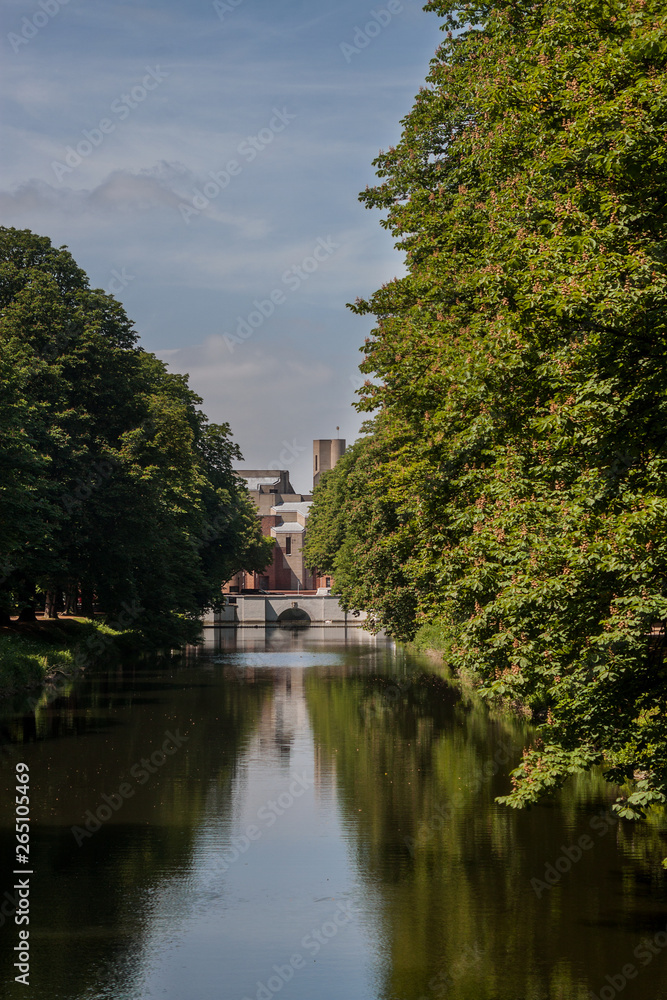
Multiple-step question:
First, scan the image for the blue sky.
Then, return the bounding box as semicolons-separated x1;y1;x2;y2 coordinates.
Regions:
1;0;442;491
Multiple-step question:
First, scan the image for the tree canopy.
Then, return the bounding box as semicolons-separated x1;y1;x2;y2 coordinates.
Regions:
306;0;667;821
0;227;273;644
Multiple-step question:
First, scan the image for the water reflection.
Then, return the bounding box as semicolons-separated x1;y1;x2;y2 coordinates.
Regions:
0;630;665;1000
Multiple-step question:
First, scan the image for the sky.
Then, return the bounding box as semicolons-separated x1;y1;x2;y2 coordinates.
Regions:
1;0;442;492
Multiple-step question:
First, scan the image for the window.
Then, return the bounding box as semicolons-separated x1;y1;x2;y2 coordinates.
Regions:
326;577;331;587
315;455;318;471
285;537;291;555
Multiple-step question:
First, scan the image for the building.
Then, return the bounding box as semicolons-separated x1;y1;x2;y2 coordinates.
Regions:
313;436;346;488
224;438;345;594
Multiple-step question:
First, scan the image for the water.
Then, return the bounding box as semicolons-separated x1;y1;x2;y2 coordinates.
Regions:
1;627;666;1000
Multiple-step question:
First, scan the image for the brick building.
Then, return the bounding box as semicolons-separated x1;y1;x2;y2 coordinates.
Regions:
224;439;345;594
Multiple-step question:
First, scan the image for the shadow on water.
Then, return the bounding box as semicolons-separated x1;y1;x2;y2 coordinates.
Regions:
0;629;665;1000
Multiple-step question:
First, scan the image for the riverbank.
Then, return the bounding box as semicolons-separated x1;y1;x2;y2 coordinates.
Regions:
0;618;135;698
411;622;534;720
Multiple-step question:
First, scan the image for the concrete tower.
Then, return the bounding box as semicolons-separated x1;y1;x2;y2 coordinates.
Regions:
313;435;346;488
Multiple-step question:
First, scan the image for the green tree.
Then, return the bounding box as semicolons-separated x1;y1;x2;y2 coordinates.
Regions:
305;418;419;634
318;0;667;820
0;227;272;643
0;352;56;622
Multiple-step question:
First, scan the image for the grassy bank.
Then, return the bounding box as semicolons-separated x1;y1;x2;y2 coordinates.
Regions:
0;618;132;697
410;623;468;683
411;623;450;656
410;622;534;717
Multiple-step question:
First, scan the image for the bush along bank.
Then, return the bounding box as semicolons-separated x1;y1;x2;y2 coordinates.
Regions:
0;616;141;698
304;0;667;830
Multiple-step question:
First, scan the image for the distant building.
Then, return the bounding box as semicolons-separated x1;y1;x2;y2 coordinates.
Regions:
224;438;346;595
313;437;346;488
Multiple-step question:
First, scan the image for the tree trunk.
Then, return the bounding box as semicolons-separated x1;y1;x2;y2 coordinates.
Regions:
64;586;76;615
44;591;58;619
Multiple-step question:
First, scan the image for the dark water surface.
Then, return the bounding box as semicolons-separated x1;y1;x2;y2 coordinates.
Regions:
1;628;667;1000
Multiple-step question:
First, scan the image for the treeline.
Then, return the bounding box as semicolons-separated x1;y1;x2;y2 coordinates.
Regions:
305;0;667;819
0;227;272;644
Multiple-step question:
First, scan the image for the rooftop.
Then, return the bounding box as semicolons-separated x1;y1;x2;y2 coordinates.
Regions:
271;502;312;517
243;477;281;491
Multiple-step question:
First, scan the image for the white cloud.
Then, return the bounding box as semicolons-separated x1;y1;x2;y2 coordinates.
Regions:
2;0;439;473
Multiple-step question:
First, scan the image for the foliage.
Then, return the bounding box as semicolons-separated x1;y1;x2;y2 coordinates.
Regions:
0;619;119;694
304;418;419;634
308;0;667;817
0;227;273;645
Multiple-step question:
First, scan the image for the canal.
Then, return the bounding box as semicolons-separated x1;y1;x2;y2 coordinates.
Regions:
1;627;666;999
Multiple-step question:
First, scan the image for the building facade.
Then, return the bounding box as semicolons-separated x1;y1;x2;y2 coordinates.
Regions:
223;439;345;595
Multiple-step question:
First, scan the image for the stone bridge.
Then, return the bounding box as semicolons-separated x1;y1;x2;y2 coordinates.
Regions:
203;594;368;627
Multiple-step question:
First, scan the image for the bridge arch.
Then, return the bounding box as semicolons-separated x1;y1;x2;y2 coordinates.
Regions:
276;606;311;627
